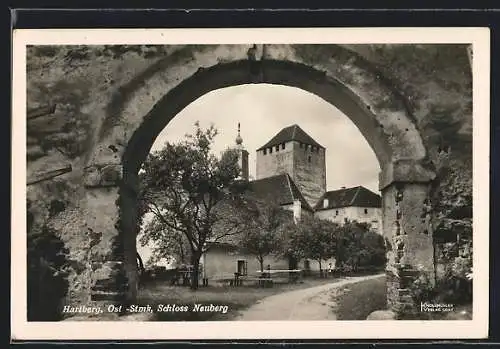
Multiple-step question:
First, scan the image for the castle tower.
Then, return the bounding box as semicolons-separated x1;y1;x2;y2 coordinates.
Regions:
234;122;249;181
255;124;326;207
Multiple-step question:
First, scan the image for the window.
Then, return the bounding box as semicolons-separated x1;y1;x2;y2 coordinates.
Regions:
335;210;339;215
311;146;315;152
308;156;311;163
282;143;285;150
269;147;272;154
237;260;248;276
263;149;267;155
364;209;368;214
276;145;279;152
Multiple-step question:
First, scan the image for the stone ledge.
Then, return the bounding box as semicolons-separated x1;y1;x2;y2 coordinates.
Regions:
379;159;436;190
90;291;126;302
83;163;123;188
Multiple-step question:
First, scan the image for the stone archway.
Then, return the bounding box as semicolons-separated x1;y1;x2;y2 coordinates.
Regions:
81;44;436;313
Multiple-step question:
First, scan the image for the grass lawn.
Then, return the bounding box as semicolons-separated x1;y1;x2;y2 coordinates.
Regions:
135;276;347;321
330;275;387;320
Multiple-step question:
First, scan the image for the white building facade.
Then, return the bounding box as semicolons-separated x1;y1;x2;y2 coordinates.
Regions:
313;186;382;234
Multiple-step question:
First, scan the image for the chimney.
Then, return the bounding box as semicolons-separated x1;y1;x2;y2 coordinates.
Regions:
323;198;329;209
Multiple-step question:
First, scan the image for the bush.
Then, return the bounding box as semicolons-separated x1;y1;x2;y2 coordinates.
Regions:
27;223;70;321
409;251;472;307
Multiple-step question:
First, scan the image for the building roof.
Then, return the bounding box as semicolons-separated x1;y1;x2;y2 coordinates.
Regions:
257;124;325;151
246;173;313;212
314;186;381;211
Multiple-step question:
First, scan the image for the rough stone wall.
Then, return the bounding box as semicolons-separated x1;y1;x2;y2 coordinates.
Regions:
292;142;327;207
255;141;295;179
341;44;472;191
346;45;472;316
24;44;472;315
255;139;326;207
26;45;180;309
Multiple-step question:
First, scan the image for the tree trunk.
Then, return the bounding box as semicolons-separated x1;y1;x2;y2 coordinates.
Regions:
318;260;323;278
179;239;185;264
136;252;145;274
258;257;264;273
190;252;201;290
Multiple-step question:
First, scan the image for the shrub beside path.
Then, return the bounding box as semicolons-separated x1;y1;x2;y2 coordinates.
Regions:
234;273;385;321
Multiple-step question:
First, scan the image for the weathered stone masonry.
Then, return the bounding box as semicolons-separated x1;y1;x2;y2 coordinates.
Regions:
26;44;472;318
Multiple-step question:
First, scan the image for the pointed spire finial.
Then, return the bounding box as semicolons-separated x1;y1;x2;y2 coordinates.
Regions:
235;122;243;145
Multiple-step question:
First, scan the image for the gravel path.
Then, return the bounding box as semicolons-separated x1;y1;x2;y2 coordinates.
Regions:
234;273;385;321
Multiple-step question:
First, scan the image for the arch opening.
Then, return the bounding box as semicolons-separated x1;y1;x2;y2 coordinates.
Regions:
95;55;435;314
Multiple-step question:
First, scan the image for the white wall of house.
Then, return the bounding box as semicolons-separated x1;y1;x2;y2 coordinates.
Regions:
203;248;290;280
202;248;334;281
315;206;382;234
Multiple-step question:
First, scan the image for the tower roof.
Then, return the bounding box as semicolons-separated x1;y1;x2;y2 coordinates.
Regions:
257;124;324;151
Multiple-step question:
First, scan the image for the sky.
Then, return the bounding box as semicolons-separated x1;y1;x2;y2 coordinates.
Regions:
150;83;380;194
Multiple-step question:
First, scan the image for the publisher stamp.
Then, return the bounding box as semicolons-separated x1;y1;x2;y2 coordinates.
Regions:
420;302;454;313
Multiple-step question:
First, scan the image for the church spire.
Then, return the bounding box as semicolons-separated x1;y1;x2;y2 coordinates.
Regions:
234;122;249;181
235;122;243;146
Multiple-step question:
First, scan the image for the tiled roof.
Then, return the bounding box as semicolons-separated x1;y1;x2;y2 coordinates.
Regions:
257;124;324;151
247;173;313;212
314;186;381;210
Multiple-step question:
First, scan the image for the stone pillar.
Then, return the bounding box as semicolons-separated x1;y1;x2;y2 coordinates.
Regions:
83;162;138;306
380;160;436;318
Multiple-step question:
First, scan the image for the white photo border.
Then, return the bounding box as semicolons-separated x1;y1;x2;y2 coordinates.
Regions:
11;27;490;340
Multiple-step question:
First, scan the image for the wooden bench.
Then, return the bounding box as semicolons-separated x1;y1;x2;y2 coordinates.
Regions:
242;277;274;287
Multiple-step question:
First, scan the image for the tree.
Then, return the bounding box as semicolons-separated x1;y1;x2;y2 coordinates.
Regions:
237;195;288;272
139;122;243;289
335;221;386;272
287;215;339;277
138;215;190;266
